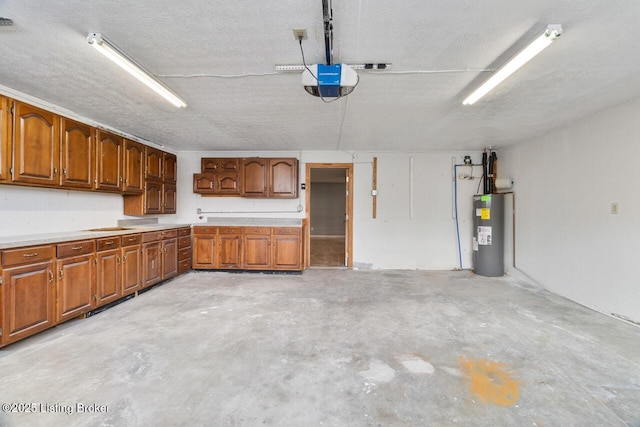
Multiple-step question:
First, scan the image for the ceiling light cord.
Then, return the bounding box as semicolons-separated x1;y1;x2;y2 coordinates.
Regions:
156;72;279;78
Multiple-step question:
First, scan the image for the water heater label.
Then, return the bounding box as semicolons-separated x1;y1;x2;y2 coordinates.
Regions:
473;237;479;251
475;208;482;217
481;208;491;220
477;226;492;245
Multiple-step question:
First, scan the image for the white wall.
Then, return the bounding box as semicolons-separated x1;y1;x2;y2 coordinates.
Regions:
0;185;125;236
501;97;640;324
1;149;483;270
177;150;483;270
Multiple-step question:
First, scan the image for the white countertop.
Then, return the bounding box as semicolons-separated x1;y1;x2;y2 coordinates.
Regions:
0;224;191;250
203;217;302;226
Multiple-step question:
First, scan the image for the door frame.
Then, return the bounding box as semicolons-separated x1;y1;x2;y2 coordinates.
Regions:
305;163;354;268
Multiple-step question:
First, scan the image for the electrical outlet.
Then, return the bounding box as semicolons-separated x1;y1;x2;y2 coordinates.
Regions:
610;202;620;214
292;28;307;40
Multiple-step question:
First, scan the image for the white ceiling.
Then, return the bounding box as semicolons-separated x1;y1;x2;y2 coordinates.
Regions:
1;1;639;152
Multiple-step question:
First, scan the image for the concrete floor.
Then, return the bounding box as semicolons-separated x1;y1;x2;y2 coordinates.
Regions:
1;270;639;426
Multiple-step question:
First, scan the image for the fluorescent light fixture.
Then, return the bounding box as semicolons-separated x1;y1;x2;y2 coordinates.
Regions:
462;24;562;105
87;33;187;108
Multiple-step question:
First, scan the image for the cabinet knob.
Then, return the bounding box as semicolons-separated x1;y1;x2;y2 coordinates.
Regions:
23;252;38;258
62;168;67;176
59;268;64;280
48;270;54;283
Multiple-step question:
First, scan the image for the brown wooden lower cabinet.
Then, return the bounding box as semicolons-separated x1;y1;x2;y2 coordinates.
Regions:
121;234;142;296
244;233;271;269
162;237;178;279
1;245;56;346
178;227;192;274
272;234;302;270
192;225;302;271
141;230;178;288
192;227;217;269
56;240;95;323
95;236;122;307
0;226;189;348
218;232;242;269
141;240;162;288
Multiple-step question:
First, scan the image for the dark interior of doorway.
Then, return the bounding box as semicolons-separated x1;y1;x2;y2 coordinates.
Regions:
309;168;347;267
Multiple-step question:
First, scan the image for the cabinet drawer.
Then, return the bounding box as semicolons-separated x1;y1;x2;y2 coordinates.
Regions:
178;247;191;261
57;240;95;258
219;226;242;235
193;226;217;235
2;245;55;267
178;236;191;249
178;227;191;237
178;258;191;272
121;234;142;246
272;227;301;235
161;229;178;240
244;227;270;235
97;237;121;251
142;232;162;243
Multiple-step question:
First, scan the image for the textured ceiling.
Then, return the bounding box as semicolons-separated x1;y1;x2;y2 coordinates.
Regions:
1;1;639;152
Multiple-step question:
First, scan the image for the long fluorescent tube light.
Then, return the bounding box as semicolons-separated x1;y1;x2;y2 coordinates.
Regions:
463;24;562;105
87;33;187;108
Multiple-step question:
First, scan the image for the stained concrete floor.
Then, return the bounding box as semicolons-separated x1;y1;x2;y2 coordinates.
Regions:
1;270;639;426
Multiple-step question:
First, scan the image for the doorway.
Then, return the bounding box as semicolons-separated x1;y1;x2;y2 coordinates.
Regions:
305;163;353;268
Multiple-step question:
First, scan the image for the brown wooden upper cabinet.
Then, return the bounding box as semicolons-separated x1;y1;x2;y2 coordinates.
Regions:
241;157;298;198
202;158;239;172
11;101;60;186
145;147;163;180
269;158;298;198
241;158;268;197
163;152;177;183
123;139;144;193
95;130;123;192
0;96;10;182
60;118;94;190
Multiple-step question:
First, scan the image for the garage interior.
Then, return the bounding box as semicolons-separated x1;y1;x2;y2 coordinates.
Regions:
0;0;639;426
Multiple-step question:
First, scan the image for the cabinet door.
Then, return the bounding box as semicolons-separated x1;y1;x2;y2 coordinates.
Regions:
163;152;177;183
201;158;220;172
269;158;298;198
95;130;122;191
220;158;239;171
217;172;241;195
95;249;121;307
12;101;59;186
122;245;141;295
244;235;271;269
218;234;242;268
60;118;94;189
0;96;10;182
1;260;54;346
163;183;177;214
123;139;144;193
193;173;216;194
57;255;94;323
162;238;178;279
272;235;302;270
144;180;163;214
145;147;163;180
241;158;268;197
192;235;217;269
142;242;162;287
